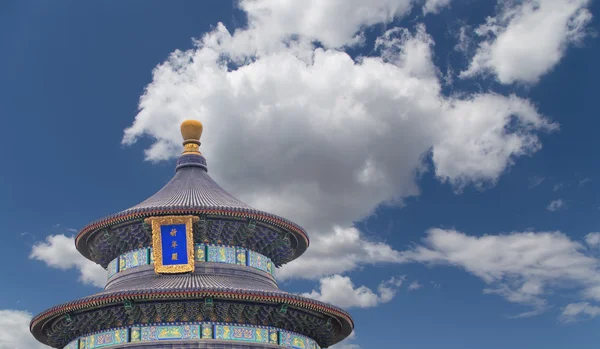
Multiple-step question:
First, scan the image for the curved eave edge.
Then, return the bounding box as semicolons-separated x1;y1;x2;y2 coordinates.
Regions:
75;207;310;260
30;289;354;344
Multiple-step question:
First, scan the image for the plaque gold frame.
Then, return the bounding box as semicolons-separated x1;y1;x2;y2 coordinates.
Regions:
145;215;198;274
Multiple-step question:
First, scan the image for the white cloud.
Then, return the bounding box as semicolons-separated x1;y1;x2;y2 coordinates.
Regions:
401;229;600;317
238;0;414;49
460;0;593;84
408;280;423;290
553;183;564;191
301;275;404;308
546;199;565;211
122;4;556;279
585;233;600;248
30;234;105;288
279;226;406;280
422;0;451;15
0;310;49;349
579;177;591;186
560;302;600;322
454;25;473;53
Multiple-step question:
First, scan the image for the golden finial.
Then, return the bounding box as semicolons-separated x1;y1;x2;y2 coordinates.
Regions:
180;119;203;155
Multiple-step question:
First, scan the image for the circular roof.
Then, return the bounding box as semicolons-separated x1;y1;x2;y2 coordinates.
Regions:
75;122;309;264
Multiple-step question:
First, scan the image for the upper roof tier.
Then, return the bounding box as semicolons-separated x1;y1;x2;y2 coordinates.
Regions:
75;120;309;267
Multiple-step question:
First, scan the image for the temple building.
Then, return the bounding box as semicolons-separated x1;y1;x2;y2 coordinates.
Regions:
30;120;354;349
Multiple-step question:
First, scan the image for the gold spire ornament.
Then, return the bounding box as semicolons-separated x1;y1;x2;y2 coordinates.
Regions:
180;119;203;155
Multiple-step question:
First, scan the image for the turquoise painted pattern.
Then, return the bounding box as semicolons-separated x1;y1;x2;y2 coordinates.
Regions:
141;324;200;341
64;323;317;349
269;329;279;344
236;247;247;265
123;248;148;270
207;245;236;264
106;258;118;280
215;324;268;343
82;329;127;349
280;330;318;349
130;326;141;342
201;324;213;339
107;244;275;280
249;250;271;274
195;244;206;261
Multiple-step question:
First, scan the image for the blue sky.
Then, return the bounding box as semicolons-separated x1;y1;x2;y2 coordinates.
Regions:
1;1;600;348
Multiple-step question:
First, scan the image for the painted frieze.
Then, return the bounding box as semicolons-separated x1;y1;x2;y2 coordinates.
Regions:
236;247;247;265
215;324;268;343
82;328;127;349
195;244;206;262
249;250;270;274
280;330;316;349
140;324;200;341
207;245;236;264
106;258;118;280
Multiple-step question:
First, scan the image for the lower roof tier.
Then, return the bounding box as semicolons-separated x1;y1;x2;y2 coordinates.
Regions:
30;288;353;348
78;214;306;268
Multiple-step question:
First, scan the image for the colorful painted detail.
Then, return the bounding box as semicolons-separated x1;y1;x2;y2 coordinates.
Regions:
207;245;236;264
141;324;200;340
280;330;318;349
249;250;273;276
107;244;275;280
65;323;319;349
215;324;268;343
117;248;149;273
236;247;247;265
78;328;128;349
106;258;118;280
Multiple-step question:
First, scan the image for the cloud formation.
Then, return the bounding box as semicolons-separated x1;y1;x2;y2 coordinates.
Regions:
585;233;600;248
0;310;48;349
546;199;565;211
278;226;406;280
30;234;105;288
408;280;423;291
461;0;593;84
401;229;600;317
301;275;404;308
122;0;556;280
239;0;414;49
560;302;600;323
422;0;451;15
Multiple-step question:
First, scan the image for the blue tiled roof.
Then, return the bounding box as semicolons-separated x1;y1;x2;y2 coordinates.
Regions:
122;163;252;213
104;269;279;294
75;153;309;266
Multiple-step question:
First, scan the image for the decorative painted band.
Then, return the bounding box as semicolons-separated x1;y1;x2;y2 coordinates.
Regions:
107;244;275;281
63;322;320;349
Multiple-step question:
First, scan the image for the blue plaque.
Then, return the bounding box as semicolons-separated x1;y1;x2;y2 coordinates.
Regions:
146;215;198;274
160;224;188;265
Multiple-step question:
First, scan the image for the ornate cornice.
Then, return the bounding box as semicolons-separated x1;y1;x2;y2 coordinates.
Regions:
76;208;309;265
